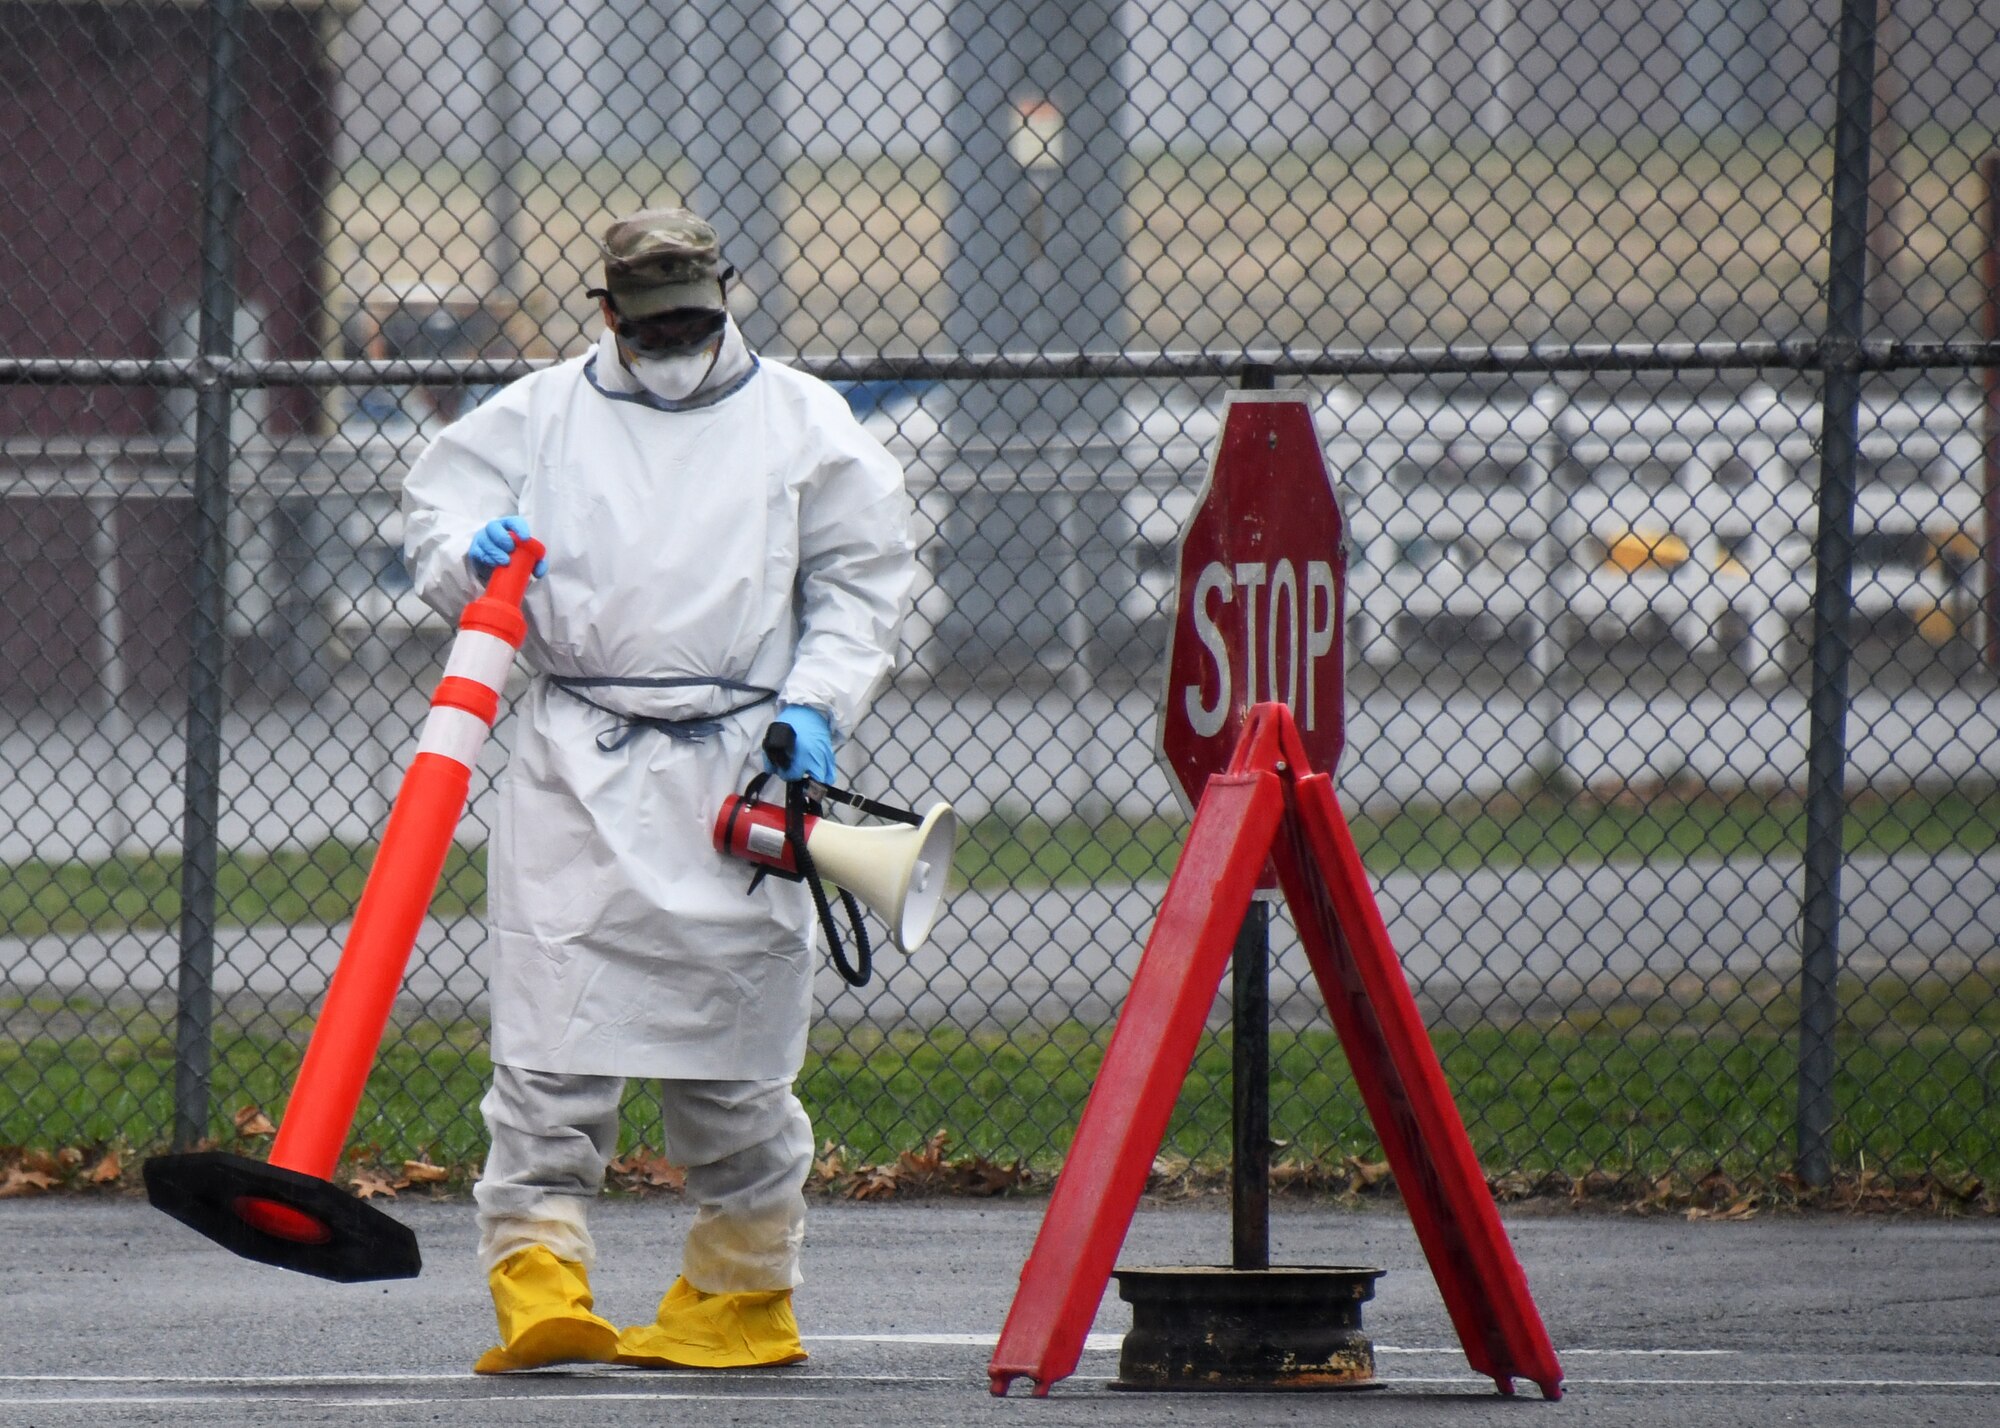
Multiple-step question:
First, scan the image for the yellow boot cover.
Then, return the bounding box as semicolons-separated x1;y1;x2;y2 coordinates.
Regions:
473;1246;621;1374
615;1276;808;1369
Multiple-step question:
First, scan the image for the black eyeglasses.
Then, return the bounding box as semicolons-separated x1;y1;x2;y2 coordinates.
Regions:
588;289;727;358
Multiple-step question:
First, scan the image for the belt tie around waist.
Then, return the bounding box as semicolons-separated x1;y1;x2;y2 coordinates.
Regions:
548;675;778;752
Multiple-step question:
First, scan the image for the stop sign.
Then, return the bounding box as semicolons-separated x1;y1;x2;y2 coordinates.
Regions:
1159;392;1347;812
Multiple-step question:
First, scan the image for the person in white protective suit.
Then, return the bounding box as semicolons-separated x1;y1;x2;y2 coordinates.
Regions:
400;206;914;1374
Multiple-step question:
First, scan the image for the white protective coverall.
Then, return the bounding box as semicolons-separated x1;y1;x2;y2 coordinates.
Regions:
402;321;913;1285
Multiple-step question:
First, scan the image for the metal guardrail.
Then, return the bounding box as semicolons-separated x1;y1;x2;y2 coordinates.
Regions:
9;339;2000;390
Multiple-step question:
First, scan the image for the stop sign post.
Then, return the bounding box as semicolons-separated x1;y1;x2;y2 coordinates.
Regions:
1158;370;1349;1271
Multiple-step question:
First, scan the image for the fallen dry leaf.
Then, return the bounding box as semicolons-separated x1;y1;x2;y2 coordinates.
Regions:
609;1147;686;1191
18;1149;64;1178
0;1167;59;1199
1345;1156;1393;1191
400;1159;449;1185
847;1167;901;1201
85;1149;123;1185
233;1106;278;1138
633;1156;686;1190
1634;1173;1685;1213
1267;1161;1348;1195
1574;1168;1624;1201
349;1170;400;1200
1687;1193;1759;1222
953;1156;1031;1197
1692;1168;1740;1208
897;1131;951;1178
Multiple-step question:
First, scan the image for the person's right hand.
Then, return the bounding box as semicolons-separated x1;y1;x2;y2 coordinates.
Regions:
468;516;545;579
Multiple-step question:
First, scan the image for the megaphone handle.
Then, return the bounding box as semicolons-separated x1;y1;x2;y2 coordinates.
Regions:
763;721;796;771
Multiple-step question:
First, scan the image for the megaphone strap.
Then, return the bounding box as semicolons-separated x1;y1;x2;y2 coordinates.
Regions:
785;782;873;987
805;782;925;828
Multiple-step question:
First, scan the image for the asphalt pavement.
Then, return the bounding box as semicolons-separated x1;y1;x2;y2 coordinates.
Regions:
11;654;2000;865
3;1194;1996;1426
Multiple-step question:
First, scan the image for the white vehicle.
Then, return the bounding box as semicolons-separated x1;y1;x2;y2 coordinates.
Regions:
320;288;529;645
1757;386;1988;658
1332;388;1564;671
321;495;448;641
840;378;949;471
880;377;1361;682
1120;482;1202;660
1549;389;1802;681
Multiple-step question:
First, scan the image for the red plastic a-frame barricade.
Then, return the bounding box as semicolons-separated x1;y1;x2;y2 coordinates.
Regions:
987;703;1563;1400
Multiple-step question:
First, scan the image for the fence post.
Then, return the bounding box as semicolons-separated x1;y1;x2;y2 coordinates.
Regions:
172;0;249;1152
1981;155;2000;672
1795;0;1882;1189
477;0;525;304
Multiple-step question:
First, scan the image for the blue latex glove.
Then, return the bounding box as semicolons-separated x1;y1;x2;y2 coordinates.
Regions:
764;705;836;785
468;516;546;580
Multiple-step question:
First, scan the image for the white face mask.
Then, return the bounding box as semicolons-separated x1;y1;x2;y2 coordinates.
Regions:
625;344;720;402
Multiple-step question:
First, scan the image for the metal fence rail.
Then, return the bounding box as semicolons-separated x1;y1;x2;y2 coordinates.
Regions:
3;0;1998;1196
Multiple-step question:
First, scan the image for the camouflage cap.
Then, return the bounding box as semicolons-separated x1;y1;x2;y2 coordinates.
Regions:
598;207;732;318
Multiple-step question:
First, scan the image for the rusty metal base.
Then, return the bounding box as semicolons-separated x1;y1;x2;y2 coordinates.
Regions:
1107;1265;1386;1391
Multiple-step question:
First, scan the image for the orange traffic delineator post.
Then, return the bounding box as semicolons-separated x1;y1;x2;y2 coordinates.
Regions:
144;539;543;1282
987;702;1564;1400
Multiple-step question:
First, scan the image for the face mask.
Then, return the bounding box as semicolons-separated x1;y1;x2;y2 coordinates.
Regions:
625;343;720;402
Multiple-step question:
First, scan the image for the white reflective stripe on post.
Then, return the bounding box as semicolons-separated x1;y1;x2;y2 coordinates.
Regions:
415;705;491;770
441;629;518;694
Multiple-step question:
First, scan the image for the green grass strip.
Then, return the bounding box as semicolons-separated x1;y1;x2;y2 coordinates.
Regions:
954;782;2000;888
0;844;486;939
6;1016;1992;1184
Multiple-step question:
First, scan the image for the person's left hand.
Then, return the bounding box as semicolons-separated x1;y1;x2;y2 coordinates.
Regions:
763;706;836;784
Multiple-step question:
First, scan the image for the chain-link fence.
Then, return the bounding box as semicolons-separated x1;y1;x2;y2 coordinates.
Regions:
3;0;1998;1197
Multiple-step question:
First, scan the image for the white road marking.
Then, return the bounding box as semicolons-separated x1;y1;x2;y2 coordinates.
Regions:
1374;1347;1738;1357
1391;1375;2000;1390
0;1368;468;1376
6;1376;1999;1404
0;1392;829;1409
0;1347;1756;1392
1576;1378;2000;1390
0;1372;959;1387
805;1332;1124;1350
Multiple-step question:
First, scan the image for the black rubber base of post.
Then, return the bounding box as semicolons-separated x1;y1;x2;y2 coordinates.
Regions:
1108;1265;1386;1391
143;1151;422;1283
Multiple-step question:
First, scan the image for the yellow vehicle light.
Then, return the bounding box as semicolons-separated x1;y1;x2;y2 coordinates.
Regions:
1917;606;1959;645
1604;529;1690;573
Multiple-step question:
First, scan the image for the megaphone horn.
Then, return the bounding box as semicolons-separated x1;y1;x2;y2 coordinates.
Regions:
714;794;957;954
